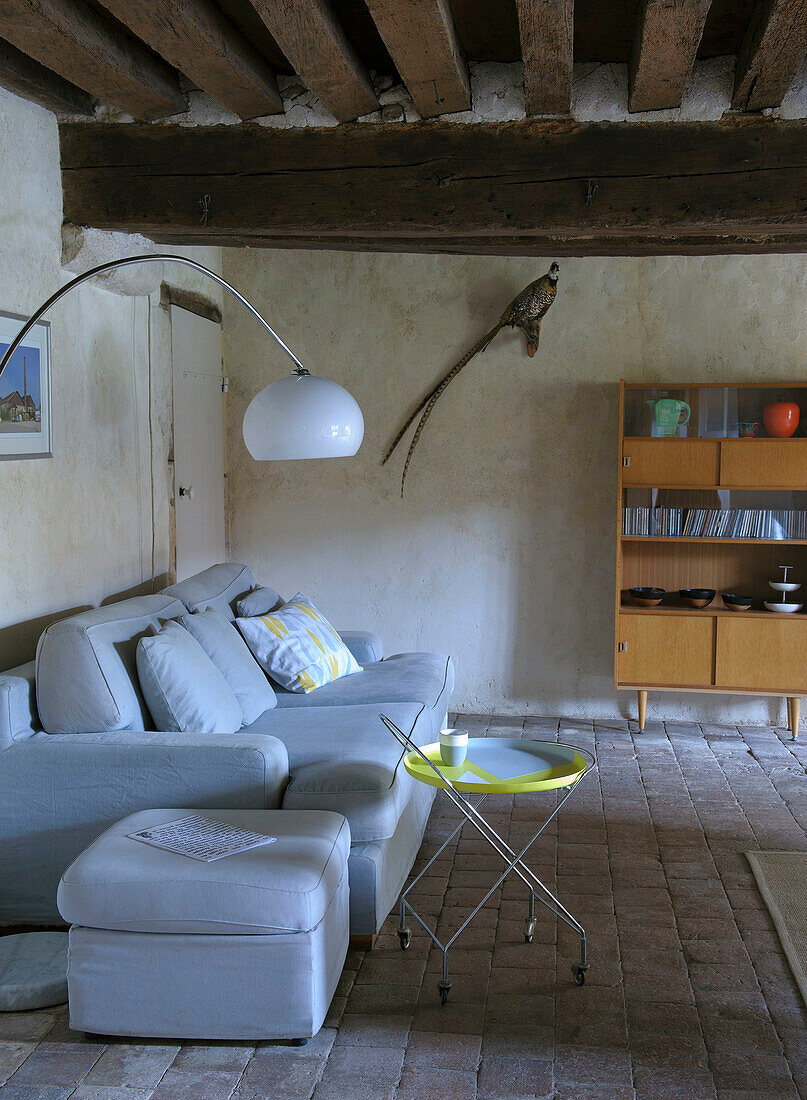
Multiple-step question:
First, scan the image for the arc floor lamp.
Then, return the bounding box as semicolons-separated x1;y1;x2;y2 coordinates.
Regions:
0;254;364;460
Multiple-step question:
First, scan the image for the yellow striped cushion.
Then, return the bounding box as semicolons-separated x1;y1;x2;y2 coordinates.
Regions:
235;592;362;693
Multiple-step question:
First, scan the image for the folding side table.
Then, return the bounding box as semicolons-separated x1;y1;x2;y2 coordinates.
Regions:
379;714;596;1004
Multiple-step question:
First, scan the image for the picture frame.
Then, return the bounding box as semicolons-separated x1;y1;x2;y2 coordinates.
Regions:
0;309;52;459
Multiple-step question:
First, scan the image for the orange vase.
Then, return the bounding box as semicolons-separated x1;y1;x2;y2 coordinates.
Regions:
763;401;800;438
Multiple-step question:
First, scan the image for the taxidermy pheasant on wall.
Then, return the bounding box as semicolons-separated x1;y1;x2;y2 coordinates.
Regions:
382;263;561;496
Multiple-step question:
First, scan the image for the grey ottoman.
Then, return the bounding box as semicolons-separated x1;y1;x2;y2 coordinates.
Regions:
57;809;350;1041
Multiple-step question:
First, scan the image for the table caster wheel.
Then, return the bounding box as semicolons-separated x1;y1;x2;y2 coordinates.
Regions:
571;963;588;986
398;928;411;950
524;917;537;943
438;979;451;1005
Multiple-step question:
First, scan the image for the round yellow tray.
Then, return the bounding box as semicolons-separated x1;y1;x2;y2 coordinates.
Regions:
403;737;589;793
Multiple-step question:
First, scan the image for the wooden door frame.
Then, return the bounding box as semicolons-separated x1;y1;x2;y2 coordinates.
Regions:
162;284;227;585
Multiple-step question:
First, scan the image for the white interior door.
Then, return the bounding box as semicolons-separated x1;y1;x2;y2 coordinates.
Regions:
171;306;226;581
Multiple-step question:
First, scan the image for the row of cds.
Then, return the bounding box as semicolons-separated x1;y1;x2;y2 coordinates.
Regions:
622;507;807;540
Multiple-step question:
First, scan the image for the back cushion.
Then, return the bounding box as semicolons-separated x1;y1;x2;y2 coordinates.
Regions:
137;620;242;734
180;608;276;725
161;563;256;622
36;595;185;735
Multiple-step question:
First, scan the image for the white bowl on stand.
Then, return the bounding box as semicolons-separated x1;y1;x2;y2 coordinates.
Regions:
764;601;804;613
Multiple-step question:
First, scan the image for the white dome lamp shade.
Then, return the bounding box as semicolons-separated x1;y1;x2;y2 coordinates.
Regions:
243;368;364;460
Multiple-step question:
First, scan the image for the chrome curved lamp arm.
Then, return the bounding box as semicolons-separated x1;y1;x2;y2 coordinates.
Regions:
0;253;307;383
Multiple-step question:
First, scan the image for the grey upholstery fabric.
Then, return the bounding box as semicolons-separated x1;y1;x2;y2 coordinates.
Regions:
0;731;289;923
337;631;384;665
162;564;255;621
0;661;38;749
181;609;277;723
62;808;350;1040
244;701;430;843
234;587;284;617
36;596;186;735
65;884;348;1039
58;808;350;934
273;652;454;734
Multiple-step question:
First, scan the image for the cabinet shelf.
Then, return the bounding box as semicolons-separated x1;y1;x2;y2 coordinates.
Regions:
621;536;807;545
623;483;807;492
619;603;806;620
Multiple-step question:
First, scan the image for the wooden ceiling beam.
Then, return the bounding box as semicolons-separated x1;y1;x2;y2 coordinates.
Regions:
363;0;469;117
1;0;185;119
59;118;807;244
629;0;713;112
732;0;807;110
0;36;94;114
145;231;807;257
96;0;282;119
245;0;377;121
515;0;574;116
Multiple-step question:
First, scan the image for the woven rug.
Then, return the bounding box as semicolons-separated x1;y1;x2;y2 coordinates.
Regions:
746;851;807;1006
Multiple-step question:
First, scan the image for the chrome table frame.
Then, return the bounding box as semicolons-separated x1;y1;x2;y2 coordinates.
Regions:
379;713;597;1004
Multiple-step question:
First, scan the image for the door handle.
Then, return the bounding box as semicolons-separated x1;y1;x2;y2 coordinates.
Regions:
618;641;628;652
178;485;194;501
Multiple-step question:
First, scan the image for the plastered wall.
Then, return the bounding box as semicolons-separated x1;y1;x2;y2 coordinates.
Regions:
0;88;221;667
223;247;807;724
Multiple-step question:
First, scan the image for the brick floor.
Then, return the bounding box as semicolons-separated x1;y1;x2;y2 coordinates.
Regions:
2;715;806;1099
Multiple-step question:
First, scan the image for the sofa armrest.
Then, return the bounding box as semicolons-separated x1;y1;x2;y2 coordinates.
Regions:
0;730;290;922
338;630;384;665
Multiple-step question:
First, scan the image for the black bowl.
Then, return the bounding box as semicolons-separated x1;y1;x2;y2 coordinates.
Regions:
679;588;716;608
722;593;753;610
629;587;665;607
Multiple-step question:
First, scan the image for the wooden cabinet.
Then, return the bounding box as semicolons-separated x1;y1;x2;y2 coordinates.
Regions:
720;440;807;487
622;440;719;486
715;617;807;693
616;380;807;738
618;614;714;686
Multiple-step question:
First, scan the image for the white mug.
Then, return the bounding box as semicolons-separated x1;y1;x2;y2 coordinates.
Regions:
439;728;468;768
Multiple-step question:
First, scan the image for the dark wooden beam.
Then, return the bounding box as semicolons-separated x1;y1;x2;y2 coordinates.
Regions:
246;0;378;121
59;118;807;247
732;0;807;110
515;0;574;116
97;0;282;119
2;0;185;119
147;231;807;257
0;36;94;114
363;0;469;117
628;0;713;112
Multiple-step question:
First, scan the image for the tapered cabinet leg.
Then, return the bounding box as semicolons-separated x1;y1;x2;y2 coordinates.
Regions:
789;697;801;740
637;690;648;732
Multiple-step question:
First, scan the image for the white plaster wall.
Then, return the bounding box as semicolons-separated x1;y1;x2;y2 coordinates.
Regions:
223;248;807;725
0;87;221;667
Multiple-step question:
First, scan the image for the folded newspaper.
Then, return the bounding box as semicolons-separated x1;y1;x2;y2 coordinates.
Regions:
128;815;277;862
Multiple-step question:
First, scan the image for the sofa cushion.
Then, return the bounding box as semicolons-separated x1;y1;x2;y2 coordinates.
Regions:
235;587;284;618
137;621;242;735
57;808;350;934
36;596;186;735
243;701;431;843
0;661;39;749
180;609;276;725
236;593;362;693
161;563;255;622
273;652;454;732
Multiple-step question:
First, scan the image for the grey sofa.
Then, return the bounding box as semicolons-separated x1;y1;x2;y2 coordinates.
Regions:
0;563;454;938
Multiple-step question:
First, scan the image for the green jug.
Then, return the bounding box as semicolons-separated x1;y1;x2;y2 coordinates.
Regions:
647;398;691;437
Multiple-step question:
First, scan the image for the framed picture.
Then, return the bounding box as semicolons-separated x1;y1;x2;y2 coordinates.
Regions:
0;310;52;459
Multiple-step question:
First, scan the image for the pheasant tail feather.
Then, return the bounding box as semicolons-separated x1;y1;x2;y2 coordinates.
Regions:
399;323;502;496
383;323;502;473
